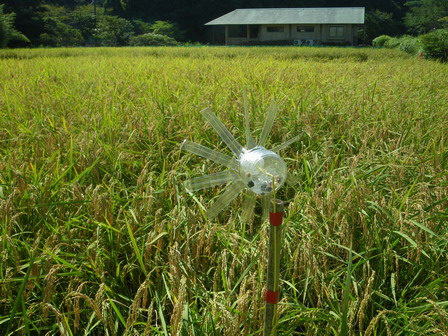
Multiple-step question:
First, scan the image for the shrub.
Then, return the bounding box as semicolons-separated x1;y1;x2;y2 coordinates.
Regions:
372;35;392;47
384;37;400;49
381;35;422;56
129;33;178;46
397;35;422;55
420;29;448;62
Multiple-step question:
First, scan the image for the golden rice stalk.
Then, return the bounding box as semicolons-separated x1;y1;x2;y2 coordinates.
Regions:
170;276;187;336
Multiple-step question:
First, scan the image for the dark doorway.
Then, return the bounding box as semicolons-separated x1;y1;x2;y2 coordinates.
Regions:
210;26;225;44
249;25;260;38
228;25;247;38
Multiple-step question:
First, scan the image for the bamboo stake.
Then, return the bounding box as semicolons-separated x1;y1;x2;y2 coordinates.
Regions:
263;199;284;336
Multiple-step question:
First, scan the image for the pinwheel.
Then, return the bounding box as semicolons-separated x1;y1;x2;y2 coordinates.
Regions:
181;96;299;222
181;95;299;336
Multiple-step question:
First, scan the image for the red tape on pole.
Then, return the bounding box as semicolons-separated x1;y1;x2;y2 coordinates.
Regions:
269;212;283;226
265;290;279;304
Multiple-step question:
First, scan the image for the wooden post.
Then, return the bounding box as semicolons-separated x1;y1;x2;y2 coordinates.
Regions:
263;199;284;336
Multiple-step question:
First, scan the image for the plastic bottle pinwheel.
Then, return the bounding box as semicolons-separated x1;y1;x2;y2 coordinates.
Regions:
181;97;299;221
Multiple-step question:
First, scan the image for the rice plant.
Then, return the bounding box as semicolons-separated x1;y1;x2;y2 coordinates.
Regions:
0;46;447;335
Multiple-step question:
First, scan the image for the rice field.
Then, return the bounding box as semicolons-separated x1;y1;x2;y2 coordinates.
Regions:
0;46;447;335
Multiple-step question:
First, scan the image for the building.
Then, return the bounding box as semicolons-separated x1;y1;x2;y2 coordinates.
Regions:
205;7;365;46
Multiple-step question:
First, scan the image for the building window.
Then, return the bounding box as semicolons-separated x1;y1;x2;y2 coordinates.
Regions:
329;26;345;38
228;25;247;38
267;26;285;33
297;26;314;33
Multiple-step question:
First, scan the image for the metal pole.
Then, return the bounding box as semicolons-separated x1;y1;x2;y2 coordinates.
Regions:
263;199;284;336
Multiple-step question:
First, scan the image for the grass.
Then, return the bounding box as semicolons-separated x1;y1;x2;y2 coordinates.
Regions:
0;46;447;335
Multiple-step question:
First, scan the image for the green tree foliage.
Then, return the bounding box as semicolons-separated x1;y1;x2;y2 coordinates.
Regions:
39;17;84;46
2;0;46;46
150;20;184;40
2;0;448;46
132;19;152;35
420;28;448;61
360;10;399;44
94;15;134;46
129;32;178;46
68;5;98;42
405;0;448;33
439;16;448;28
102;0;126;15
0;5;30;48
38;5;96;46
43;5;98;42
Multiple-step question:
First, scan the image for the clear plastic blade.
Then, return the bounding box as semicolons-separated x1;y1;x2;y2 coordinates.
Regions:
241;192;256;224
207;181;246;220
258;100;279;147
181;140;237;169
243;89;256;149
261;193;273;221
184;171;238;192
272;134;301;153
201;108;243;157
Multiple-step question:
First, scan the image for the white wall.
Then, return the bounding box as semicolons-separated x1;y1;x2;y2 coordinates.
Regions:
260;25;289;41
225;24;358;45
321;25;353;43
290;25;319;40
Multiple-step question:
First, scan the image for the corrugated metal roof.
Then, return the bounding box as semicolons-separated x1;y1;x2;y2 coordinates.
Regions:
205;7;365;25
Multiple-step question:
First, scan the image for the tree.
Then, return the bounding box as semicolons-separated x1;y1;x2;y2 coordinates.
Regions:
39;17;84;47
41;5;98;43
2;0;46;46
68;5;98;42
102;0;127;15
359;10;399;44
132;19;152;35
405;0;448;34
94;15;134;46
0;5;30;48
150;20;184;40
